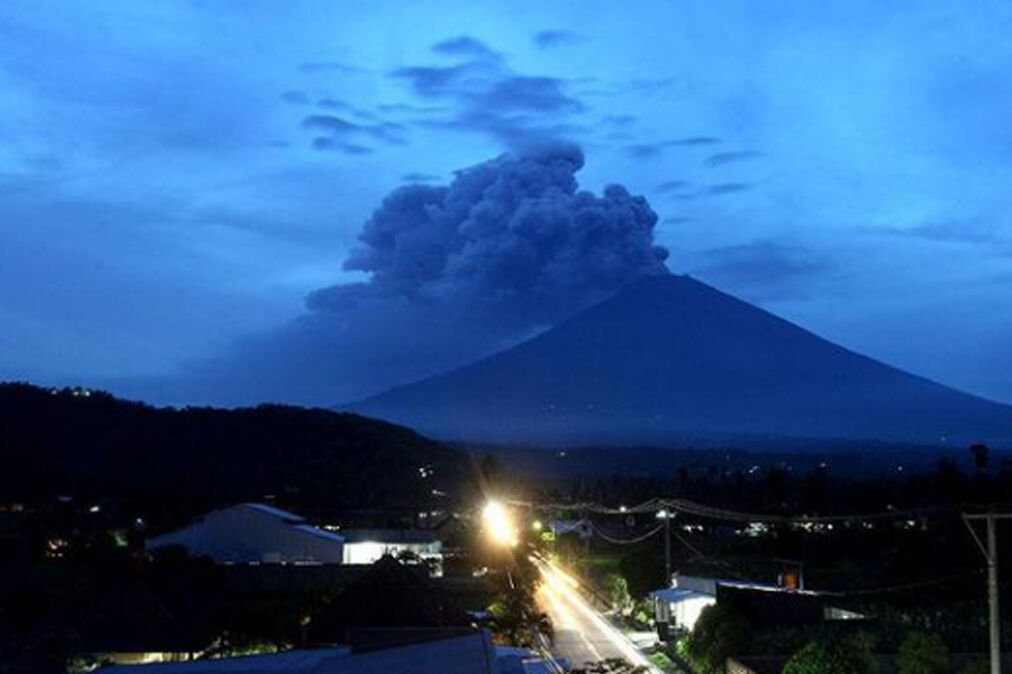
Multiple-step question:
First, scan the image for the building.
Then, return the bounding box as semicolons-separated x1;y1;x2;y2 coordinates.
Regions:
147;504;344;564
309;556;471;645
97;629;563;674
99;630;500;674
339;528;442;572
652;573;863;639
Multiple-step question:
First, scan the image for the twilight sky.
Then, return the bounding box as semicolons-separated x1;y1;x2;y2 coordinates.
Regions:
1;0;1011;406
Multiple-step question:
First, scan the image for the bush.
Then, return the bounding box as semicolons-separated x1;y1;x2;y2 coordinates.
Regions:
783;639;868;674
898;632;949;674
604;573;632;612
685;605;748;674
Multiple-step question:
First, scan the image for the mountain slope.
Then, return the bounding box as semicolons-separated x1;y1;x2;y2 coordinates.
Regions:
0;382;473;522
347;274;1012;447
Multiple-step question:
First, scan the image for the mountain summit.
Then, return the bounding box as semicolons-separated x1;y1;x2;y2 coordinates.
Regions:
347;274;1012;447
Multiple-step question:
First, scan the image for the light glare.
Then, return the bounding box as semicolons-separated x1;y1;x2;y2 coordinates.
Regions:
482;500;517;546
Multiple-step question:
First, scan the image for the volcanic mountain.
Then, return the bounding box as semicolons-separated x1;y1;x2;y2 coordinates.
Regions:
347;274;1012;447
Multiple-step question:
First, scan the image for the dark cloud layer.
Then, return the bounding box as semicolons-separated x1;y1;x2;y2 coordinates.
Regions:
705;150;762;167
301;113;407;151
624;137;723;159
432;35;501;59
700;182;753;196
182;143;669;406
533;30;585;48
389;38;588;148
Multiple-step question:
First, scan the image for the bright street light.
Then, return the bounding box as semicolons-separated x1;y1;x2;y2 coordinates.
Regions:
482;500;518;547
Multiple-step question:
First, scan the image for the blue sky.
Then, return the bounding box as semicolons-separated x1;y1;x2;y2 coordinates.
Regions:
1;0;1011;405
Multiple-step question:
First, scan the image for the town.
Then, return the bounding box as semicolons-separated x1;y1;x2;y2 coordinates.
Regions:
3;1;1012;673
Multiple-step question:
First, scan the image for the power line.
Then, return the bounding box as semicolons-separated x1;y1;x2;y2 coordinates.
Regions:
588;521;665;545
512;496;949;525
825;570;983;598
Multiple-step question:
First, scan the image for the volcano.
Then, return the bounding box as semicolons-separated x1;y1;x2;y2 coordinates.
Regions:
347;274;1012;447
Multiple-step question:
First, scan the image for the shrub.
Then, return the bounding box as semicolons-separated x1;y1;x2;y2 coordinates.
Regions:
783;639;867;674
898;632;949;674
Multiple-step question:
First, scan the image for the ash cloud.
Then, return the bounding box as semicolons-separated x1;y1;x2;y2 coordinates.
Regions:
183;143;670;406
309;141;668;322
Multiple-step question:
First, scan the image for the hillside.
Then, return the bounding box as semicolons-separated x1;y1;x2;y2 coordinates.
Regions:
0;382;473;523
348;274;1012;447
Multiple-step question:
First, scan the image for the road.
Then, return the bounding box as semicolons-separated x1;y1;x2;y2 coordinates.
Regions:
533;557;662;672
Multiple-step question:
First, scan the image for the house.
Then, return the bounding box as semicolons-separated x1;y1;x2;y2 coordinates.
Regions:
339;528;442;573
651;586;715;639
652;574;864;640
147;504;344;565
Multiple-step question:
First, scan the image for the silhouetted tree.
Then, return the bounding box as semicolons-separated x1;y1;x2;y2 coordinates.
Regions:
969;444;991;473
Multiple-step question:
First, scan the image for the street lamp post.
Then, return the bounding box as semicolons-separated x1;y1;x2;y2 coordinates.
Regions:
657;509;672;586
964;513;1012;674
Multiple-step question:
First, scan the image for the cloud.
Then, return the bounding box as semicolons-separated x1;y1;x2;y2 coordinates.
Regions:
533;30;585;48
376;103;448;115
879;219;1012;257
316;99;377;121
301;114;408;150
699;182;753;197
479;76;585;113
623;143;668;159
281;90;310;105
401;172;440;182
180;143;670;406
704;151;763;167
601;114;636;126
673;136;722;146
432;35;501;59
624;137;723;158
303;114;359;134
389;38;588;148
655;180;690;193
311;138;373;155
313;141;667;314
392;63;476;97
298;61;369;74
690;240;832;300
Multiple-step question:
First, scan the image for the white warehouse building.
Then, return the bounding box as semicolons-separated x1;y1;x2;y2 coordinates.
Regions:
340;528;443;572
147;503;345;564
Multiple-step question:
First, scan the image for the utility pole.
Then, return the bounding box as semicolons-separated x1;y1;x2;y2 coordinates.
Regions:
964;513;1012;674
657;509;672;586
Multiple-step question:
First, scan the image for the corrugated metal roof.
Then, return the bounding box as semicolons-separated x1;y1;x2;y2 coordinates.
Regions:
292;523;345;543
98;631;496;674
650;588;710;603
243;503;306;522
341;529;438;544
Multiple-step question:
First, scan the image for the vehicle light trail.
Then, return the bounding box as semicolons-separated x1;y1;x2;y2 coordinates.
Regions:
533;556;662;673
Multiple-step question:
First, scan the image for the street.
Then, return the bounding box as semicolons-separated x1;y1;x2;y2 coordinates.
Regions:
533;557;662;672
